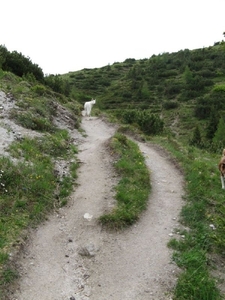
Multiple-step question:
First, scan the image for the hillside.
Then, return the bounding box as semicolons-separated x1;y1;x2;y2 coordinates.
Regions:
1;42;225;299
61;42;225;145
2;41;225;146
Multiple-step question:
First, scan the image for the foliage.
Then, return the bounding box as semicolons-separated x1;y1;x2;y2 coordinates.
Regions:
0;45;44;82
9;93;58;132
31;84;47;95
212;117;225;150
58;44;225;131
189;125;202;148
13;111;54;132
206;109;220;140
212;84;225;92
0;74;80;132
56;56;220;181
163;100;179;110
120;109;164;135
0;45;8;68
119;109;138;124
136;110;164;134
44;74;71;96
195;89;225;120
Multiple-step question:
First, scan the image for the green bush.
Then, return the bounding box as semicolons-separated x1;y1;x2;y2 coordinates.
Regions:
31;84;47;95
189;125;202;148
213;84;225;92
136;110;164;135
121;109;164;135
15;112;54;132
212;117;225;149
1;46;44;81
121;109;137;124
163;100;179;110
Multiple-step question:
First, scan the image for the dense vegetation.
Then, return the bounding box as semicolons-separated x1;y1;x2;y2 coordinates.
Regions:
62;41;225;149
0;45;71;96
1;39;225;299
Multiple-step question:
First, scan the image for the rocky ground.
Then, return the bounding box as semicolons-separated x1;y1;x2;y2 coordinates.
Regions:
1;91;185;300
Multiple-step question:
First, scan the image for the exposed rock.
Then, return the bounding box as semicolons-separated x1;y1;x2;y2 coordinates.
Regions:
78;243;99;257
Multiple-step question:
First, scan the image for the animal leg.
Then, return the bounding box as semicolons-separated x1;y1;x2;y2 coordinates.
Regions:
221;175;225;189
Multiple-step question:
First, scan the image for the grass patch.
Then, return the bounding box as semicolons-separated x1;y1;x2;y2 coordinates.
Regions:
9;129;75;159
0;268;18;285
174;266;221;300
11;110;55;132
0;131;79;293
99;132;151;229
152;136;224;299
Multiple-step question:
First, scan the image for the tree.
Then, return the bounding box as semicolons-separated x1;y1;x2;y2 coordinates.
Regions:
0;45;8;68
206;108;219;140
189;125;202;147
183;66;193;85
213;117;225;148
1;49;44;81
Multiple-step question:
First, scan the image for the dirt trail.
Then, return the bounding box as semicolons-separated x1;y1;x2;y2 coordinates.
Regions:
11;117;184;300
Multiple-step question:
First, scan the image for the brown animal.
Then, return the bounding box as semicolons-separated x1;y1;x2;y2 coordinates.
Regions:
218;148;225;189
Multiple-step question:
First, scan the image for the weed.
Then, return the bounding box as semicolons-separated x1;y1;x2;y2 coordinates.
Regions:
0;268;18;285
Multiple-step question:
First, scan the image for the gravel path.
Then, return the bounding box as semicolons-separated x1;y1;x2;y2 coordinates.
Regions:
9;116;184;300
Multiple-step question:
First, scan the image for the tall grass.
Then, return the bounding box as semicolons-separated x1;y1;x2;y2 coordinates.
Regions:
99;132;151;229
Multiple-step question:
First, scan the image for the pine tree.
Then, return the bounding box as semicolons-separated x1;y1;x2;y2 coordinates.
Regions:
206;109;219;140
213;117;225;148
190;125;202;147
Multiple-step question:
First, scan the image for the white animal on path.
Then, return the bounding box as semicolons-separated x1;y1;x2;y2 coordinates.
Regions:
83;99;96;117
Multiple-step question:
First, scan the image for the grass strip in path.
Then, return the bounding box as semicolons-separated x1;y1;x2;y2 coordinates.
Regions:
99;132;151;230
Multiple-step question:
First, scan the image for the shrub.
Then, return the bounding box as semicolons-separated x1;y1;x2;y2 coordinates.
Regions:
121;109;137;124
121;109;164;135
189;125;202;148
15;112;54;132
136;110;164;135
31;85;47;95
212;117;225;149
213;84;225;92
163;101;179;110
195;96;211;119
